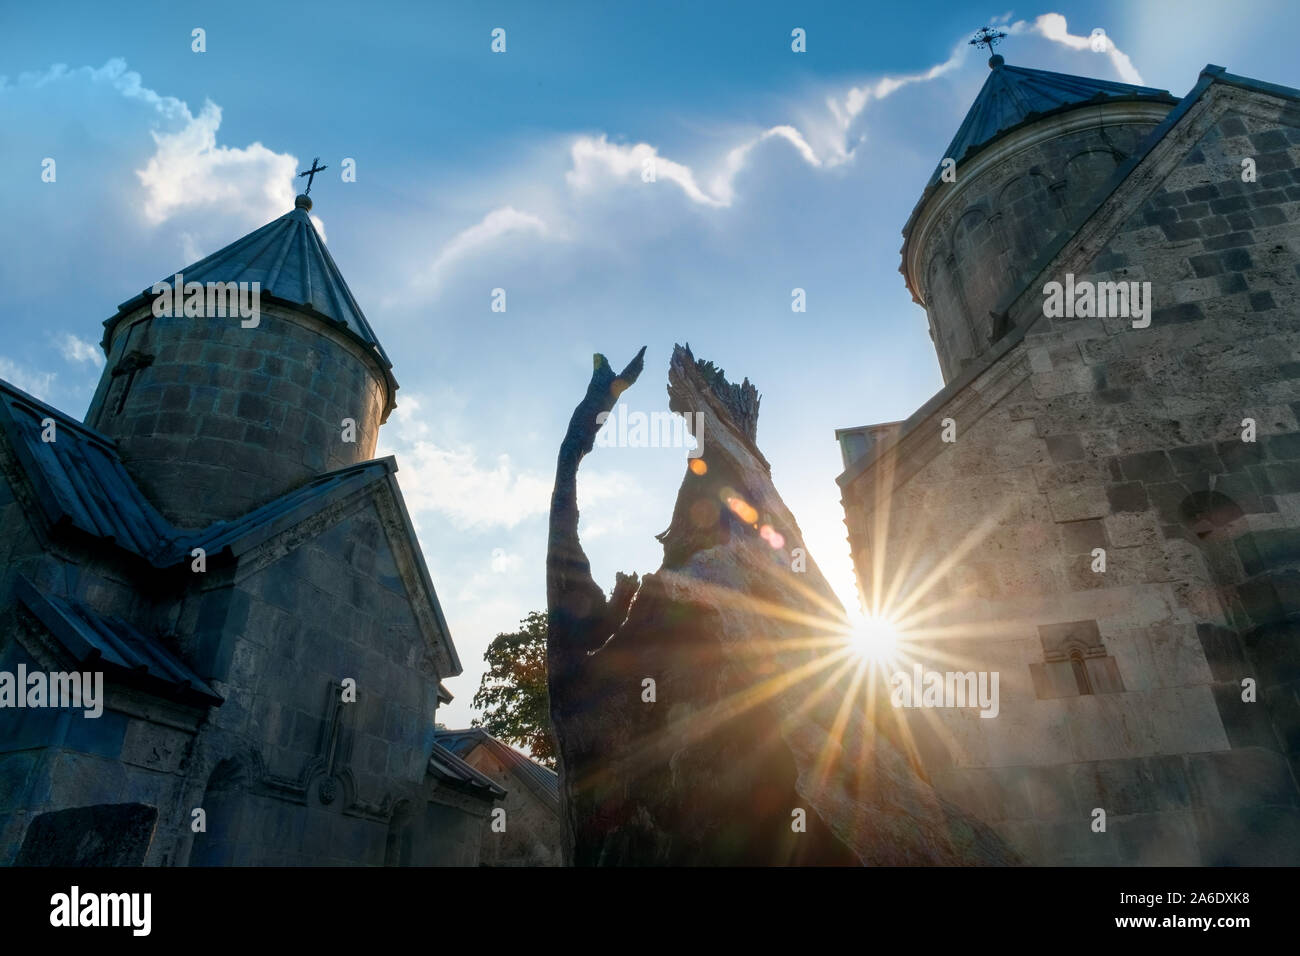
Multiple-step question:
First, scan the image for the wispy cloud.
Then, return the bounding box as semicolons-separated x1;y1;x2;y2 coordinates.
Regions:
56;333;104;368
1019;13;1145;85
392;439;552;531
567;134;725;207
490;547;522;574
423;205;550;292
406;31;1070;297
709;125;823;205
4;59;315;247
816;39;970;164
0;358;55;401
135;97;301;229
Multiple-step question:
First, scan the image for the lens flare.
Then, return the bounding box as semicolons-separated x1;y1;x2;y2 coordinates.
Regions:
846;615;899;660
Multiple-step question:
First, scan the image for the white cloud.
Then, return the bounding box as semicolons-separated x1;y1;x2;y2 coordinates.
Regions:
567;127;828;211
818;41;969;163
388;394;432;441
381;391;639;534
390;436;638;534
1022;13;1146;85
709;125;823;205
0;358;56;401
392;440;551;531
7;58;189;120
490;547;521;573
3;58;310;251
567;134;725;207
424;205;550;291
135;98;300;228
575;468;641;540
402;31;1038;295
57;333;104;368
562;41;975;210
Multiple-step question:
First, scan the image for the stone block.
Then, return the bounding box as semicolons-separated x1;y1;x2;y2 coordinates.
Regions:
1112;811;1200;865
1152;303;1204;325
62;709;128;760
1219;437;1266;472
1036;818;1120;865
0;753;39;812
1187;747;1297;809
1045;433;1085;463
1196;623;1250;682
1071;759;1165;815
1106;481;1149;514
1048;483;1109;522
47;751;127;807
1211;680;1281;750
1262;679;1300;754
1104;511;1160;548
1030;660;1081;699
1119;450;1173;483
1058;518;1106;553
1167;442;1223;475
120;720;192;773
1193;806;1300;865
1085;655;1126;694
15;803;158;866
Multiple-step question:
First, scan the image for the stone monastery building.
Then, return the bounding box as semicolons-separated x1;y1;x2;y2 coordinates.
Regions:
836;57;1300;864
0;192;524;865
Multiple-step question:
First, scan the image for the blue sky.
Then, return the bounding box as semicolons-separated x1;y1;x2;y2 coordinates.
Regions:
2;1;1297;729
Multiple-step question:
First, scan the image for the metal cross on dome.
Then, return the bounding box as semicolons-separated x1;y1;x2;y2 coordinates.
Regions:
298;156;328;196
969;26;1008;57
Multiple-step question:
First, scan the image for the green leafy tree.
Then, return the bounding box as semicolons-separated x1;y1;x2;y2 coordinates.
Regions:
471;610;555;766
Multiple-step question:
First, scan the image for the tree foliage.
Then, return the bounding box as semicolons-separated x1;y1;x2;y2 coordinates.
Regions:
471;610;554;766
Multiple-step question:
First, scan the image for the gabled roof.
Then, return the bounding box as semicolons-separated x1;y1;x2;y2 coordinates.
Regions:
427;740;507;800
435;728;559;810
0;378;381;567
15;576;222;707
0;379;460;676
167;460;394;564
927;60;1178;192
105;197;391;369
0;380;173;563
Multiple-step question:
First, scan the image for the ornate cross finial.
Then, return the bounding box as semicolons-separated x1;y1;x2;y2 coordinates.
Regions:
298;156;328;196
969;26;1008;65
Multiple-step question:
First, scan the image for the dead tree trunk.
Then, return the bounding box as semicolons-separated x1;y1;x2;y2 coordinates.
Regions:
545;349;645;865
546;345;1016;866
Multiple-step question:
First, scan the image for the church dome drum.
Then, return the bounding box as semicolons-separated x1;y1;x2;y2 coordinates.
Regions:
85;195;397;528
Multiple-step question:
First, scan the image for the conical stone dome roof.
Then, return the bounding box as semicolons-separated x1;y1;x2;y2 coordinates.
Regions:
107;196;390;369
925;59;1178;190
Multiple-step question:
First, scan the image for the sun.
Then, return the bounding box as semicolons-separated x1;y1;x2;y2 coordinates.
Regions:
846;615;900;661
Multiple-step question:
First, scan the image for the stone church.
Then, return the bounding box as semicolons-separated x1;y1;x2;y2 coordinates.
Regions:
0;192;518;865
434;728;562;866
837;57;1300;864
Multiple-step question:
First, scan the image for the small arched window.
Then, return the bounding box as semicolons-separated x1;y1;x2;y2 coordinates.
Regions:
1069;650;1093;696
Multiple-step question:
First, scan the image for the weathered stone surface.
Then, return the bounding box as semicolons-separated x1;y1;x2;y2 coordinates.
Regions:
0;199;496;868
838;79;1300;864
547;345;1017;865
15;803;158;866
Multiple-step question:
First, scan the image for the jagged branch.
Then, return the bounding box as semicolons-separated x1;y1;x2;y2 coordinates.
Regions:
546;347;646;661
679;342;761;443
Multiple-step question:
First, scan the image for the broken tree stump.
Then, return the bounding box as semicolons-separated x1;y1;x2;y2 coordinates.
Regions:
546;344;1016;866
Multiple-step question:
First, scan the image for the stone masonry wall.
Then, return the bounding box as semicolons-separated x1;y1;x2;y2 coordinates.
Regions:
174;496;447;865
0;464;208;866
460;746;562;866
916;113;1166;382
843;90;1300;864
85;302;389;529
